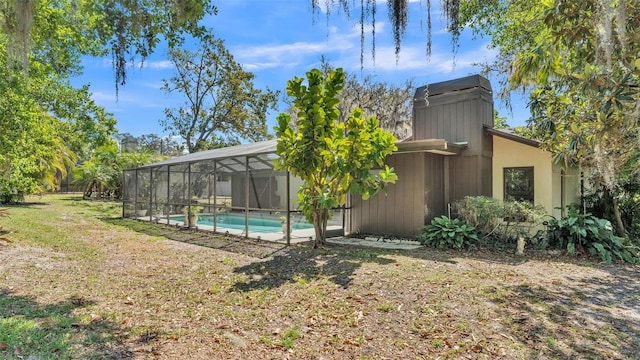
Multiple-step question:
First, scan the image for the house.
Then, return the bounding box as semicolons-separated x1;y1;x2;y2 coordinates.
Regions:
122;75;580;241
486;127;580;220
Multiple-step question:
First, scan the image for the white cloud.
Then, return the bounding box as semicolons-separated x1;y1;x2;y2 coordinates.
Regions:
232;33;354;70
142;60;173;70
338;41;497;74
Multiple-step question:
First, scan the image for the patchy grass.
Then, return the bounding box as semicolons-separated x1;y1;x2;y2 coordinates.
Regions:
0;194;639;359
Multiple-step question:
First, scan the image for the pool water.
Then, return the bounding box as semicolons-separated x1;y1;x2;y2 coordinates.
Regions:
176;214;314;233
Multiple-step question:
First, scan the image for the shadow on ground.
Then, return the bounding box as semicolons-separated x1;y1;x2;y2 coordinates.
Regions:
485;268;640;359
0;289;133;359
105;217;290;259
231;245;396;291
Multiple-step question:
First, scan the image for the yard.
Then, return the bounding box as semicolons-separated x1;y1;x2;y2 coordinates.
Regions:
1;195;638;359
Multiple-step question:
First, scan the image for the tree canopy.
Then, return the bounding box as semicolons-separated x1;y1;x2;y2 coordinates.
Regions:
275;68;398;246
161;35;279;153
1;0;216;91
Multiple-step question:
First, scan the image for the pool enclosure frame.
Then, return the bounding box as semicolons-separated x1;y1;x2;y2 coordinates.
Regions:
122;140;345;244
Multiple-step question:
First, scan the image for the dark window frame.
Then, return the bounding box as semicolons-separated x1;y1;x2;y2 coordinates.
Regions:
503;166;534;203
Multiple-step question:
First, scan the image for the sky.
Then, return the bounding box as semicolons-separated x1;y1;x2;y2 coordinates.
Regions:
70;0;531;138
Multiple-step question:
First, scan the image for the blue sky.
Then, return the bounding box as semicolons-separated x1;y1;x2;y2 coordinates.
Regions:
71;0;530;138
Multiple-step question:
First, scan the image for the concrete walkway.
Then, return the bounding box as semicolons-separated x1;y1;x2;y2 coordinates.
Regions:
327;236;422;250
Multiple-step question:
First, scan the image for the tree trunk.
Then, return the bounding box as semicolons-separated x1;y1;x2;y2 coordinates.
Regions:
312;209;329;248
603;187;625;236
611;195;625;237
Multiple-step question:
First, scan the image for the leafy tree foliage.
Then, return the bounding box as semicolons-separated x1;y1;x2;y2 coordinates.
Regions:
275;68;398;246
0;36;117;202
0;67;79;202
161;35;279;153
0;0;212;202
1;0;216;91
74;144;155;199
137;134;184;156
284;60;415;139
493;110;509;129
114;133;184;156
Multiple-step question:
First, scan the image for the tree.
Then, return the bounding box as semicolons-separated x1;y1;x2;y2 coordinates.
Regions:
516;0;638;236
74;144;156;199
328;59;414;139
0;65;80;202
493;110;509;129
315;0;637;86
1;0;216;91
0;37;118;202
161;35;279;153
284;60;415;140
137;134;184;156
275;68;398;247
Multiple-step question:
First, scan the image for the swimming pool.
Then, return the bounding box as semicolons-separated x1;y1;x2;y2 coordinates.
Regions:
175;214;314;233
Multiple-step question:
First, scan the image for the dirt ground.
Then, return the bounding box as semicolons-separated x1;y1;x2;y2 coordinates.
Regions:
1;199;639;359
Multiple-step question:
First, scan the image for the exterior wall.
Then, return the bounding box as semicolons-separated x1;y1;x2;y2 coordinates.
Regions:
413;79;494;208
551;163;581;218
350;153;426;237
449;154;493;203
492;136;580;217
424;153;445;222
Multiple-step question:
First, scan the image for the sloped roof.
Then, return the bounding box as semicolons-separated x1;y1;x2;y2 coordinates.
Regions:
134;139;278;170
485;127;541;148
129;133;471;172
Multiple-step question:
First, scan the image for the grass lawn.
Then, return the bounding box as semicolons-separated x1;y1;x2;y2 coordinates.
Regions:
0;194;639;359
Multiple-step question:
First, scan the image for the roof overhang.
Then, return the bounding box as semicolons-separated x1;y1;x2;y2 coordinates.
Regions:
485;127;541;148
396;138;466;156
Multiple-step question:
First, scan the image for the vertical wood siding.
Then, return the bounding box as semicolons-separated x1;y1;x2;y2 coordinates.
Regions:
350;153;426;237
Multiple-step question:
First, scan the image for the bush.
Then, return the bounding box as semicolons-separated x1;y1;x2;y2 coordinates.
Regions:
419;216;479;249
454;196;546;242
544;208;639;263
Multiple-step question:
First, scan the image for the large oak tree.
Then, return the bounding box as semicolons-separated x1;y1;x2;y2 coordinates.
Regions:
161;35;278;153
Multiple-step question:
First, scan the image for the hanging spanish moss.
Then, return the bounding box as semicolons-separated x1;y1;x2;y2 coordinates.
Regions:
311;0;461;66
425;0;431;58
358;0;377;69
388;0;408;61
2;0;34;78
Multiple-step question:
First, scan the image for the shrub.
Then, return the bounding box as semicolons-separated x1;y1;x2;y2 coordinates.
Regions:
544;208;639;263
454;196;546;242
419;216;479;249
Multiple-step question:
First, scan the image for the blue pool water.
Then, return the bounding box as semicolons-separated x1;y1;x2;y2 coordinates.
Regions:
176;214;313;233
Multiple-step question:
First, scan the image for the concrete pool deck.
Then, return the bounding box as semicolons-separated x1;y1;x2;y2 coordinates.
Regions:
136;216;422;250
326;236;422;250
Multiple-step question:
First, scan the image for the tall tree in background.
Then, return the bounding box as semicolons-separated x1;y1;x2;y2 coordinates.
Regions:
284;59;415;140
161;35;279;153
137;134;184;156
275;68;398;247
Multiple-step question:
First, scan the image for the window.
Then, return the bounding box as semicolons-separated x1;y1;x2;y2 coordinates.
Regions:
504;167;534;203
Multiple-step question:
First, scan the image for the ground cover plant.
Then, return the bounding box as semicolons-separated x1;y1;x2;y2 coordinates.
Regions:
0;194;639;359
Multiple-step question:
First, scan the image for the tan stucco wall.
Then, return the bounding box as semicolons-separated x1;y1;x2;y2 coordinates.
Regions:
492;136;580;217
